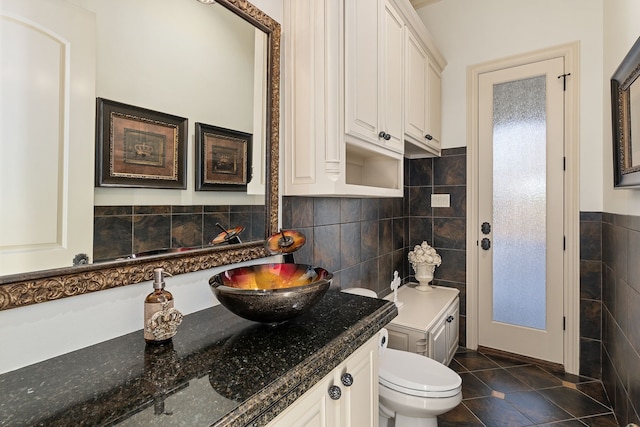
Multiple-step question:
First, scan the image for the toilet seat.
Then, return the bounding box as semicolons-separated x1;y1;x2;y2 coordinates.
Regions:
379;348;462;398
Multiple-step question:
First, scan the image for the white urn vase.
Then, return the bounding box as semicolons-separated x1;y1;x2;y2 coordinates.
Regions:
413;262;436;291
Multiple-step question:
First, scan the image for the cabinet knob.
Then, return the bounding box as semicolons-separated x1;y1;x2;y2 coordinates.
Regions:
328;385;342;400
446;315;454;323
341;373;354;387
378;131;392;141
425;134;433;140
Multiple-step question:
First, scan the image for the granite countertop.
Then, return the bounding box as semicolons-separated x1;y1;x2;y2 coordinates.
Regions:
0;290;396;426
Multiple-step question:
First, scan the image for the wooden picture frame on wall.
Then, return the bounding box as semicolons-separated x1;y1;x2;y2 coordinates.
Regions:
611;36;640;188
95;98;188;189
195;122;252;191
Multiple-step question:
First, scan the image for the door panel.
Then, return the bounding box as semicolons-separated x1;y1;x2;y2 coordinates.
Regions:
0;0;95;274
477;57;564;363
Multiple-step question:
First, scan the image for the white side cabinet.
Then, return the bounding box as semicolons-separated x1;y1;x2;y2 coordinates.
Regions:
267;335;379;427
385;285;459;366
283;0;446;198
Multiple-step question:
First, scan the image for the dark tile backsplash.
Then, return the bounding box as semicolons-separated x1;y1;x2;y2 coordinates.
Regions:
93;204;265;262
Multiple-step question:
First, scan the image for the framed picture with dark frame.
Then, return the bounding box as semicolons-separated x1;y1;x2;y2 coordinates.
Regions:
95;98;188;189
611;36;640;188
195;122;252;191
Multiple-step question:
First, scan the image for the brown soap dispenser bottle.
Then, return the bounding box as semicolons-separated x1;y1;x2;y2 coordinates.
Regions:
144;268;183;344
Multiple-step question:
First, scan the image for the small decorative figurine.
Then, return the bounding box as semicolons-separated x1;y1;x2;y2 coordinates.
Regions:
390;270;403;308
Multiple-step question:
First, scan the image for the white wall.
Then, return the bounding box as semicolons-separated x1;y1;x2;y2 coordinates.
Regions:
417;0;604;211
0;0;284;375
602;0;640;215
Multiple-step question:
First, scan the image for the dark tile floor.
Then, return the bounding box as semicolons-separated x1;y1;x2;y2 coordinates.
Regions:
438;348;619;427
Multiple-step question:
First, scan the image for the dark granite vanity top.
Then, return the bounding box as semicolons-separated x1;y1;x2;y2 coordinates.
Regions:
0;290;396;426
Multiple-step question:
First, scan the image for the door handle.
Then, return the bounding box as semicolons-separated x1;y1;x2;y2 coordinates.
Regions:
481;238;491;250
481;222;491;234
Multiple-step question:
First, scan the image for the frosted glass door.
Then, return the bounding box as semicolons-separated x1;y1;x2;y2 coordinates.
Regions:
477;58;564;364
492;76;547;330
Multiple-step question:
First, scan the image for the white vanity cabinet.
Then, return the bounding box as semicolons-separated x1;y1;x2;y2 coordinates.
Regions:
283;0;445;198
385;285;459;366
267;335;379;427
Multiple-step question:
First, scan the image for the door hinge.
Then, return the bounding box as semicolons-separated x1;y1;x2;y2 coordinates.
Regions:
563;316;566;330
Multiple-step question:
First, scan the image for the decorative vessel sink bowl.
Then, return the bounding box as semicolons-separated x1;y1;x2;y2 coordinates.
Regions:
209;263;333;323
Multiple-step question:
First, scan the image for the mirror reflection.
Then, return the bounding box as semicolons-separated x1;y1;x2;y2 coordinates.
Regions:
0;0;271;276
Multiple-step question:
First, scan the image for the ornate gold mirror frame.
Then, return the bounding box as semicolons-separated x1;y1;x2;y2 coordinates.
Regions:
0;0;280;311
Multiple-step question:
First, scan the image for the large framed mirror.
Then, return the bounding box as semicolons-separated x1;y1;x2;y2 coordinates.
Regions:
612;36;640;188
0;0;280;311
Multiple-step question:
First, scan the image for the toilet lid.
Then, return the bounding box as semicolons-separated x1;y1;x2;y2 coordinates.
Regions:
379;348;462;398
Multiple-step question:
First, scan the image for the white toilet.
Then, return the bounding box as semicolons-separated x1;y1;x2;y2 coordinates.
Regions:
342;287;462;427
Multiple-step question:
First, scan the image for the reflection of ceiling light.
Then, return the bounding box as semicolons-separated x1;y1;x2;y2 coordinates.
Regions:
197;0;216;3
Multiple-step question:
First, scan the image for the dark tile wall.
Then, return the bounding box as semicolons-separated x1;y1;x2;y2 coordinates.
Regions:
579;212;603;380
281;147;467;346
406;147;467;347
93;204;265;262
280;195;406;296
599;212;640;425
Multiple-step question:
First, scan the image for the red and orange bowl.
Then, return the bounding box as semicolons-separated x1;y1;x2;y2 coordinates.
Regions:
209;263;333;323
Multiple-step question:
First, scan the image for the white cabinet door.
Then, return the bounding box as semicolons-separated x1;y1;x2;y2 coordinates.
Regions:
345;0;403;153
339;337;378;427
445;300;460;364
404;29;441;154
344;0;380;144
268;336;378;427
405;30;429;144
426;60;442;146
430;317;449;365
430;298;459;366
268;374;336;427
380;0;404;153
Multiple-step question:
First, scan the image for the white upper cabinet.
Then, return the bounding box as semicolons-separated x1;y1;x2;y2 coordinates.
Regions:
404;30;442;157
345;0;404;154
283;0;445;197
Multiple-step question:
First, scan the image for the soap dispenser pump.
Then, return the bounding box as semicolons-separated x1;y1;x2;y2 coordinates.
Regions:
144;268;183;344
